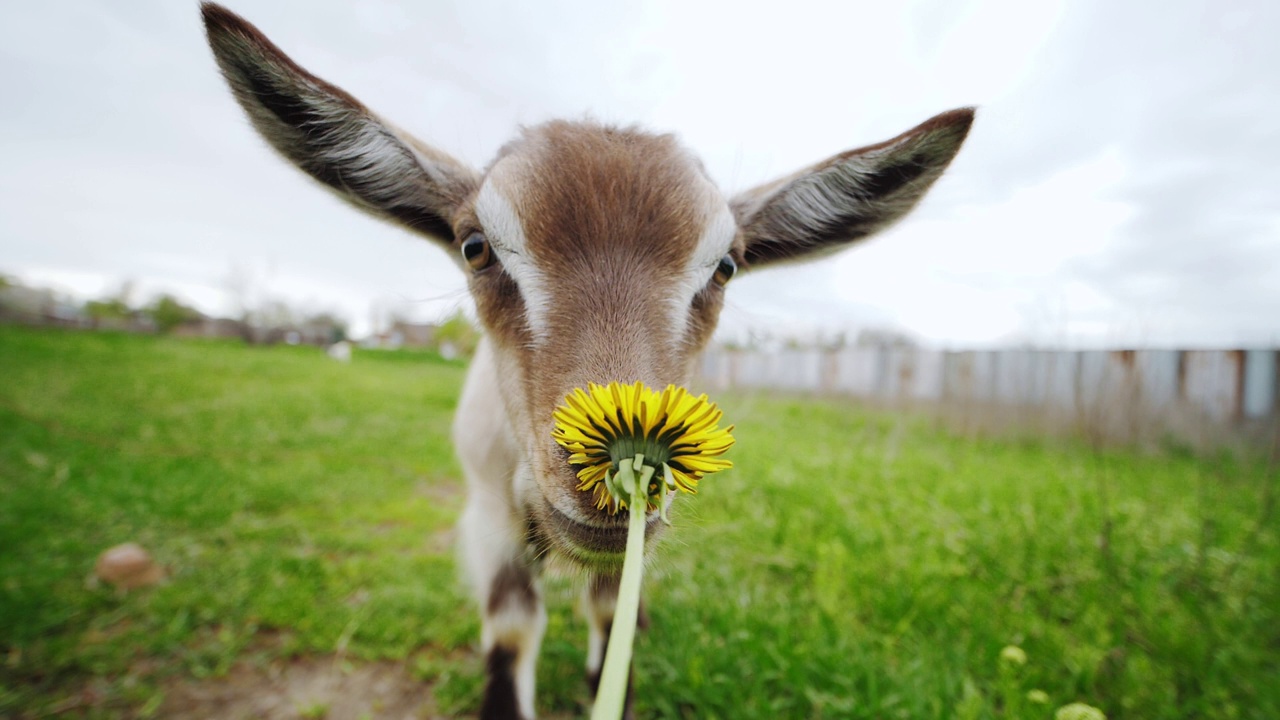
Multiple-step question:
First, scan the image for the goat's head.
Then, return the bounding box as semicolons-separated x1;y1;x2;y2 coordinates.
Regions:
203;4;973;567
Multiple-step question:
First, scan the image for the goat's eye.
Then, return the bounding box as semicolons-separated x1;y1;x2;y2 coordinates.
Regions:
713;255;737;286
461;232;492;271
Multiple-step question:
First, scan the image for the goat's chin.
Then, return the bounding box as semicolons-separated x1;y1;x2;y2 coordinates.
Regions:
531;496;663;571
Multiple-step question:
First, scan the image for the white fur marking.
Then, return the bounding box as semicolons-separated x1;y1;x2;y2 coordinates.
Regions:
773;139;924;246
293;102;433;212
583;586;617;674
515;606;547;719
586;621;605;674
481;602;546;719
666;200;737;334
475;179;553;343
693;202;738;270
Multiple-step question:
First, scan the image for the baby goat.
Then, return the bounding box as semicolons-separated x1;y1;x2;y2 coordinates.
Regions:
201;5;972;717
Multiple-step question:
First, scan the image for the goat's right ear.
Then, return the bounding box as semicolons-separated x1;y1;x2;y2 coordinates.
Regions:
201;3;478;246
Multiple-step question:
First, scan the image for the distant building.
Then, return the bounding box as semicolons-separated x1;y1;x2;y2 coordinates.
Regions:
222;314;347;347
172;316;247;340
0;284;90;328
364;321;438;349
856;327;918;349
391;320;437;347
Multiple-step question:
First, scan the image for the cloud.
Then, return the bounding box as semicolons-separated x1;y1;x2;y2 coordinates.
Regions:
1;0;1278;345
1036;0;1280;345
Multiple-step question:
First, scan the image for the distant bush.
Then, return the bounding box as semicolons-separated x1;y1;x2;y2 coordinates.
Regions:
147;294;203;334
434;310;480;358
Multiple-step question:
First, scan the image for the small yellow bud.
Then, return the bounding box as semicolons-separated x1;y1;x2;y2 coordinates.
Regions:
1000;645;1028;666
1055;702;1106;720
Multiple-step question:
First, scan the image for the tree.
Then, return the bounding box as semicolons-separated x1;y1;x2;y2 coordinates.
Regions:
83;298;131;324
303;312;348;344
434;310;480;358
84;281;137;327
147;294;202;334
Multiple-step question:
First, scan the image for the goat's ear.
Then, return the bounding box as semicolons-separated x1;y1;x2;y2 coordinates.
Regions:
731;108;974;268
201;3;478;246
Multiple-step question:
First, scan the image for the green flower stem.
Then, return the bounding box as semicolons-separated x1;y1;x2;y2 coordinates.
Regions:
591;456;654;720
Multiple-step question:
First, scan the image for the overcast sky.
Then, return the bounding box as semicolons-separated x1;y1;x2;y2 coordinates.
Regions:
2;0;1277;347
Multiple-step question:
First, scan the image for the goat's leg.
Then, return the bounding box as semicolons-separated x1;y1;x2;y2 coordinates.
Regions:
584;573;648;720
459;491;546;720
454;341;545;719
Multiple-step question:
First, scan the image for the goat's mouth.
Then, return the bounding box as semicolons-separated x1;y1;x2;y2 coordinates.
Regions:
536;497;663;568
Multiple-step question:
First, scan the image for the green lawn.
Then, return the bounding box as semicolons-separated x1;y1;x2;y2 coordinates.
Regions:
0;326;1276;719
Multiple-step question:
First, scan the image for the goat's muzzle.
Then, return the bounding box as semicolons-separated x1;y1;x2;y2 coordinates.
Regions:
534;494;664;568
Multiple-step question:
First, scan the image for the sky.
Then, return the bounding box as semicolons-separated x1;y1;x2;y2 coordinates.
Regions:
2;0;1277;348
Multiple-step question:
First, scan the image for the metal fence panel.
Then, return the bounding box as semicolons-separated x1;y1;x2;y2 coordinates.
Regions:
1244;350;1277;419
1183;351;1242;422
695;345;1275;433
833;348;879;396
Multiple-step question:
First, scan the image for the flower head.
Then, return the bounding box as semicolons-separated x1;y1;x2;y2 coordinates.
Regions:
551;381;734;517
1000;645;1028;667
1055;703;1106;720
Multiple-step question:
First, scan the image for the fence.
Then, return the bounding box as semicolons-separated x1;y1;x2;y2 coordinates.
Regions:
698;346;1279;445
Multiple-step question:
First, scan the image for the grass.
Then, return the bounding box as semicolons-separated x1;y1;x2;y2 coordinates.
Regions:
0;325;1276;718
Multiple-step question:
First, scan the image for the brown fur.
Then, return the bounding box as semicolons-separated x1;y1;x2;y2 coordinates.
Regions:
487;563;538;615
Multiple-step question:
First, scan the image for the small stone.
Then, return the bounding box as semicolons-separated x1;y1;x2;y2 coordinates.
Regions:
94;543;164;589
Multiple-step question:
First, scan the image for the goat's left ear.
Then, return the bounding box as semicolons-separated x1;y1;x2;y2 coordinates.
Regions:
201;3;479;247
731;108;974;268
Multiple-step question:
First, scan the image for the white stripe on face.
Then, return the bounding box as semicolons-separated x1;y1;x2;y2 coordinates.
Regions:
694;201;738;269
474;175;553;344
665;192;738;335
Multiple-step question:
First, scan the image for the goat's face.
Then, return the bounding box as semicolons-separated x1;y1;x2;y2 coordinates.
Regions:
457;123;739;563
202;3;973;569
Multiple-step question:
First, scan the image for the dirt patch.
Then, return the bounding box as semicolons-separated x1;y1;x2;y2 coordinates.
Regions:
425;527;456;555
160;656;449;720
414;477;465;506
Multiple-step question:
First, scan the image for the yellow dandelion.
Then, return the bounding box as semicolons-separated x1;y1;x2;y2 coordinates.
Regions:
554;382;734;720
551;381;735;519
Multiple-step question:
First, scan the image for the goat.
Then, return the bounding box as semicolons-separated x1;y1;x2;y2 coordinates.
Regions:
201;5;972;717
